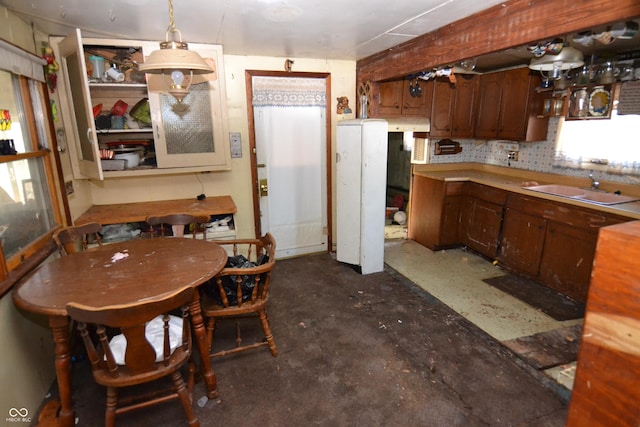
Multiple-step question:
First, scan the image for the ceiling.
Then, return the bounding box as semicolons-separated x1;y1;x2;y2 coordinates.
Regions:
1;0;638;75
0;0;506;60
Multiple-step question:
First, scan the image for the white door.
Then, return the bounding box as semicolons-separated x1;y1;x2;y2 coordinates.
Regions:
251;75;328;259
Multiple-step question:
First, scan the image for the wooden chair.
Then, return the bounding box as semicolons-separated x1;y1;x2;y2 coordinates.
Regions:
53;222;103;255
146;213;210;239
200;233;278;358
66;287;200;427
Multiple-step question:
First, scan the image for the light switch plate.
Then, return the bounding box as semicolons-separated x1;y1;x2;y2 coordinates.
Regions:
229;132;242;158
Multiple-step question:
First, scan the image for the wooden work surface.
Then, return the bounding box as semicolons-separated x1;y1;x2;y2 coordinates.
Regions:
75;195;237;225
14;238;227;316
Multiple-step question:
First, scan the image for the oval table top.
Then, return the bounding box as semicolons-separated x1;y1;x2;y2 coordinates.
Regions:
13;238;228;316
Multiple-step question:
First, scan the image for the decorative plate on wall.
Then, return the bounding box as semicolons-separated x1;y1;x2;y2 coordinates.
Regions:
588;86;611;117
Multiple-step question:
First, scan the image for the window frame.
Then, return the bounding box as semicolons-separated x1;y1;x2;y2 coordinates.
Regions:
0;74;66;296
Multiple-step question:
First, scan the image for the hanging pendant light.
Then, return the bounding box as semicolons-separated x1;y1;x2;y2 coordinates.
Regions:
138;0;213;103
529;46;584;76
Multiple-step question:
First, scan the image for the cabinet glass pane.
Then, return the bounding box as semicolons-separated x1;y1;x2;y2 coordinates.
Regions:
160;83;214;155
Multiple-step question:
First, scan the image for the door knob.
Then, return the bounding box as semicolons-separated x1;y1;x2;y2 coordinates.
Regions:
259;179;268;196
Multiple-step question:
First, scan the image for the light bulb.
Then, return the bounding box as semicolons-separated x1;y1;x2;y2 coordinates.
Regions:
170;70;185;88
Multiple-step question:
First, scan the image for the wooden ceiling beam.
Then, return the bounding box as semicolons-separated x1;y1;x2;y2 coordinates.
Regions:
356;0;640;84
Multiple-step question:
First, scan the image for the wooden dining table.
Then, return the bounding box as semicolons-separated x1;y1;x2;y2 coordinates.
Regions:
13;237;228;427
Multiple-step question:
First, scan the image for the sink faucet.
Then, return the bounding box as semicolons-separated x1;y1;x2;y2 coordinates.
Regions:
589;172;600;190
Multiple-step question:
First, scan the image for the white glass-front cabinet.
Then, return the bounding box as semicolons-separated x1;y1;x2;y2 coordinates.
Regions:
54;30;230;180
142;42;230;169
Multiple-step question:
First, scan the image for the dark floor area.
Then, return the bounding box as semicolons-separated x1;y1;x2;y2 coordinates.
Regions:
42;253;569;426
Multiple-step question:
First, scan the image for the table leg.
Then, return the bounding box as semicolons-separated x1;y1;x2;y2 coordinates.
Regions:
189;292;219;399
48;315;75;427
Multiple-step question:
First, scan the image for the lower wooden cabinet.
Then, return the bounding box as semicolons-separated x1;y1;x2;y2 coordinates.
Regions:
410;176;632;302
498;207;546;276
539;222;598;301
462;197;503;258
408;175;462;249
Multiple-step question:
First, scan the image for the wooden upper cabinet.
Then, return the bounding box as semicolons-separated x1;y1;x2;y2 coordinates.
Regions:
451;76;479;138
430;79;455;137
377;80;404;115
499;68;531;140
475;67;548;141
376;80;431;117
431;76;478;138
403;79;432;116
475;71;504;139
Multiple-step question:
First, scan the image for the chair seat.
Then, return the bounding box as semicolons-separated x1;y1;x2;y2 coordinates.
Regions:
92;347;191;388
108;315;184;365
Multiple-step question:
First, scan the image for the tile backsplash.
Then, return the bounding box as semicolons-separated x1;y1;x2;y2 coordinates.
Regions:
427;118;640;186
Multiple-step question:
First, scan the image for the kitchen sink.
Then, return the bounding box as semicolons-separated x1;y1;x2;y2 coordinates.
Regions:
575;191;640;205
524;184;640;205
525;184;586;197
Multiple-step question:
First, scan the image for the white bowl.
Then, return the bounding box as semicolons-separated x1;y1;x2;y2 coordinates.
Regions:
113;152;140;168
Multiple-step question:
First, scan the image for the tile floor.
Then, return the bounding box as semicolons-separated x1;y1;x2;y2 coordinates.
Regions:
383;226;582;390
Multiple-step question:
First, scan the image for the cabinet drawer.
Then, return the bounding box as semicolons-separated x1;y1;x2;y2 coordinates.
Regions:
507;193;628;230
445;181;466;196
466;182;507;205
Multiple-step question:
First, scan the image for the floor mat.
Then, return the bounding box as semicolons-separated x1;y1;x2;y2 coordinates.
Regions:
482;274;585;321
502;324;582;370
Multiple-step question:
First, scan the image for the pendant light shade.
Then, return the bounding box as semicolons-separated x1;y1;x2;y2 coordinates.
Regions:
138;0;213;102
140;39;212;74
529;46;585;72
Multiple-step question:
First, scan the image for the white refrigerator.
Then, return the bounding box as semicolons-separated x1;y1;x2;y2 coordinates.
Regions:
336;119;388;274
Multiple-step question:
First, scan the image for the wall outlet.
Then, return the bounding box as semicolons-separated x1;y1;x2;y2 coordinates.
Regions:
508;151;519;161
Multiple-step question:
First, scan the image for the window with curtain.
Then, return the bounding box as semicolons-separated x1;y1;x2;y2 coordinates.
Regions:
0;41;63;290
554;84;640;175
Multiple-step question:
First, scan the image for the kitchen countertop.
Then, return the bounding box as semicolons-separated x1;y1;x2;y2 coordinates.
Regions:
413;163;640;220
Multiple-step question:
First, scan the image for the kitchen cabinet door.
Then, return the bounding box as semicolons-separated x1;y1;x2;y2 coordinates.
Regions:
430;77;478;138
498;67;531;140
441;195;462;245
144;42;231;169
408;175;445;249
451;76;479;138
57;29;107;180
402;79;432;116
462;196;503;258
377;81;404;115
430;79;454;137
474;71;503;139
539;222;598;302
498;207;547;276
